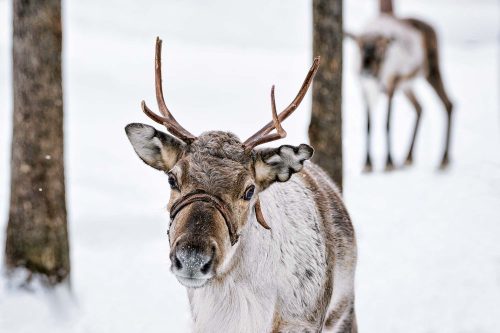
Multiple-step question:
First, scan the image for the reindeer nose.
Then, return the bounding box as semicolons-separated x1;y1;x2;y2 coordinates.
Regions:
172;243;215;278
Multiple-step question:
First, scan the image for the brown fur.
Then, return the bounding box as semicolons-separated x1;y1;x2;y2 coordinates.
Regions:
169;202;228;271
166;132;256;279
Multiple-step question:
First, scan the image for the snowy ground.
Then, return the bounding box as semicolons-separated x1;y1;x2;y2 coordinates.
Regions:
0;0;499;332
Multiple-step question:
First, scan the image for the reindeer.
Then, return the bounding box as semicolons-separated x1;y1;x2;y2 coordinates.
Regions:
346;0;454;171
125;38;357;333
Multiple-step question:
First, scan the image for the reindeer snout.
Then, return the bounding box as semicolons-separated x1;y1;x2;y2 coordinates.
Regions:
174;248;214;275
170;240;216;287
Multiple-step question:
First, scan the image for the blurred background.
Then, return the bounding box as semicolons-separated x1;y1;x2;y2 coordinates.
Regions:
0;0;499;332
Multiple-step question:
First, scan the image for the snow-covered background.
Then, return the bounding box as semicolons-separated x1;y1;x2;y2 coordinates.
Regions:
0;0;499;332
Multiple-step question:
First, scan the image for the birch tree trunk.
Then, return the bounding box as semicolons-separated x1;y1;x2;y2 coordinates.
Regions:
309;0;344;190
4;0;70;286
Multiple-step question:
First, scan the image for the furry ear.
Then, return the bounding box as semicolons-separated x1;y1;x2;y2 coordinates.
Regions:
343;31;359;41
125;123;185;171
254;144;313;190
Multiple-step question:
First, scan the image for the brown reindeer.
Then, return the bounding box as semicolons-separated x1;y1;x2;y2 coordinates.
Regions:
125;38;357;333
346;0;454;171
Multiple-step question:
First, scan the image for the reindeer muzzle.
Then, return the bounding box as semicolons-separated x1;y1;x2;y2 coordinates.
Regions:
169;190;271;246
169;190;239;246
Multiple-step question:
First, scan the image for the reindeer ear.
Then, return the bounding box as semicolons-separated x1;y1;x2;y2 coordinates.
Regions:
125;123;185;171
344;31;358;41
254;144;313;190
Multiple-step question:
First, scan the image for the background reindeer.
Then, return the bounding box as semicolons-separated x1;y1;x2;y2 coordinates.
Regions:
125;38;357;333
346;0;454;171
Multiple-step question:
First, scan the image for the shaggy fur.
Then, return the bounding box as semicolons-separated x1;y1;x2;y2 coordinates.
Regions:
125;125;357;332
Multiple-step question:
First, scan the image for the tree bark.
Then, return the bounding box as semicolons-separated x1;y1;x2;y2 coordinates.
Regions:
4;0;69;286
309;0;343;190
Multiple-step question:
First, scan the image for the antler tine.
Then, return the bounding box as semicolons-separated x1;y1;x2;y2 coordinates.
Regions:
243;86;287;151
141;101;192;140
243;57;320;150
270;86;286;138
141;37;196;143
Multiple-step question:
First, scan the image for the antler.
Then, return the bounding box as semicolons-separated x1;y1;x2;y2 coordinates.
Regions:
141;37;196;143
243;57;321;152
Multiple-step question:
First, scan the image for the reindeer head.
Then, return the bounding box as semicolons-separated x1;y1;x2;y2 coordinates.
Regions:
125;38;319;288
345;32;394;77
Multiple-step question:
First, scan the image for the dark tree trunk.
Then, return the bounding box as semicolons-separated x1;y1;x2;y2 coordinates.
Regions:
4;0;69;286
309;0;343;190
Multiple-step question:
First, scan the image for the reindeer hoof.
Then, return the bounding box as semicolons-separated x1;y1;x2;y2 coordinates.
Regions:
384;162;395;172
362;164;373;173
404;156;413;166
439;157;450;170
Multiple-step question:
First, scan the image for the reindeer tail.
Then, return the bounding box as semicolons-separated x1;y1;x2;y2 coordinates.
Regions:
380;0;394;15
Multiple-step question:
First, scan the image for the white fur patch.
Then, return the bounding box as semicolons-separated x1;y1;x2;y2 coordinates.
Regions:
190;276;276;333
127;125;163;166
361;14;425;89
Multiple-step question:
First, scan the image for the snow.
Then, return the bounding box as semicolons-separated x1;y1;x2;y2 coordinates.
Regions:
1;0;499;332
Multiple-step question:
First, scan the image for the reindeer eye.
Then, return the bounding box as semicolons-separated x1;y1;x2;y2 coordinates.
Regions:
243;185;255;201
168;173;179;190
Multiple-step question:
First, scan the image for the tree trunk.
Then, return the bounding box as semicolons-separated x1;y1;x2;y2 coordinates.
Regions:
309;0;343;190
4;0;69;286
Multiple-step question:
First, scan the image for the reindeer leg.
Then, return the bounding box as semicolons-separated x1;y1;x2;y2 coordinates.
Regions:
384;89;395;171
404;89;422;166
323;301;357;333
426;61;453;169
359;86;374;173
350;310;358;333
363;104;373;173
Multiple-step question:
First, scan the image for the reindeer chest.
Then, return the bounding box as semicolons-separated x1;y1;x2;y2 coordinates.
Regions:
189;279;277;333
